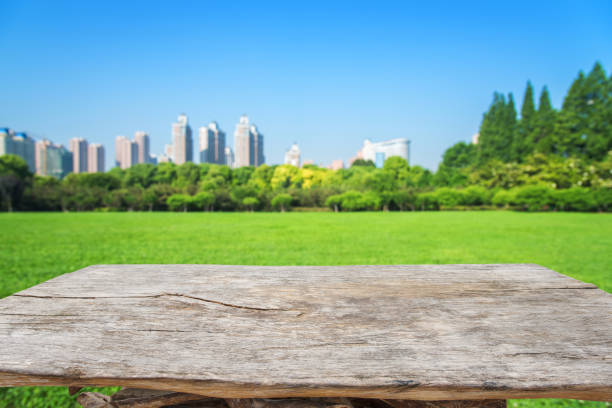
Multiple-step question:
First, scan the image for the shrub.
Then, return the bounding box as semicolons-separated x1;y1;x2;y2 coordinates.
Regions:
192;191;215;211
166;194;192;212
325;194;343;212
433;188;463;208
462;186;490;206
492;189;516;208
552;188;597;212
271;193;293;212
593;188;612;212
415;192;438;210
242;196;259;212
392;189;416;211
514;185;554;211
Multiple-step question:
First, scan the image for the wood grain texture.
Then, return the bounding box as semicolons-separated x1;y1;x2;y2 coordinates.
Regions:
0;264;610;401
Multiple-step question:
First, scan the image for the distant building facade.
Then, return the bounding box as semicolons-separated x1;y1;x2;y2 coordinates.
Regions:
233;115;264;168
284;143;300;167
35;140;72;178
69;138;88;173
472;133;479;144
134;131;150;164
330;159;344;171
360;138;410;167
0;128;36;172
115;135;138;169
224;146;234;169
199;122;226;164
172;114;193;164
88;143;105;173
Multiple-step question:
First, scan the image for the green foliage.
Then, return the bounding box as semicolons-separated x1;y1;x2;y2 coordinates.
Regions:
242;196;259;211
351;158;375;167
192;191;215;211
271;193;293;212
167;193;192;212
0;154;33;211
514;185;554;211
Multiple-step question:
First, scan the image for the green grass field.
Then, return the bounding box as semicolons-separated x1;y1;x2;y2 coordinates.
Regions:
0;212;610;408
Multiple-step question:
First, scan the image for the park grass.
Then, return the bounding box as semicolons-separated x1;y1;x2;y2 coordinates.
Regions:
0;212;610;407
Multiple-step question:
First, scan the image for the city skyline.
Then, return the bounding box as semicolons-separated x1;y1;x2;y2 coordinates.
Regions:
1;2;608;171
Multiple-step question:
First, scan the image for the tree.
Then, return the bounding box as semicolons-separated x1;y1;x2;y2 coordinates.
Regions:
440;142;477;169
350;159;375;167
0;155;32;211
192;191;215;211
515;81;536;160
167;194;191;212
271;193;293;212
532;86;557;154
242;196;259;212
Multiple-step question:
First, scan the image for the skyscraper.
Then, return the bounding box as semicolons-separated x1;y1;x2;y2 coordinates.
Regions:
172;114;193;164
35;140;72;178
233;115;264;168
115;135;138;169
199;122;226;164
224;146;234;168
284;143;301;167
69;138;88;173
134;131;150;164
88;143;105;173
0;129;36;172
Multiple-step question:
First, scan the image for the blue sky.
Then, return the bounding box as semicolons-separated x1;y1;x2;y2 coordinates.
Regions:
1;0;610;170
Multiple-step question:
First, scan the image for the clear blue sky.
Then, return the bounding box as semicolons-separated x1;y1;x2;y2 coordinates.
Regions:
1;0;610;170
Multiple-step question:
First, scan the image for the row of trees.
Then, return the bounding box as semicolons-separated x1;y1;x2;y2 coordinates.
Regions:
0;62;610;213
1;151;610;212
477;62;612;164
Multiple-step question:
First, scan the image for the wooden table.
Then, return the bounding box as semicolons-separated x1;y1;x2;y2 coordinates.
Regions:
0;264;610;408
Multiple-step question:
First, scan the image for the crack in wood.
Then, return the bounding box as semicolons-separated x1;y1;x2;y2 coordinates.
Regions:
13;293;292;312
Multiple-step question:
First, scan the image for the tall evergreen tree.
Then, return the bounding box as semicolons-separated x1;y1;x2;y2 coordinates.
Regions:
554;71;586;157
554;63;611;159
504;93;518;162
514;81;536;160
477;92;505;163
532;86;556;154
583;62;611;159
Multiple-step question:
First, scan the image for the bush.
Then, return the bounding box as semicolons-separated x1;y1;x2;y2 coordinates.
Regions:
192;191;215;211
242;196;259;211
593;188;612;212
415;191;438;210
492;189;517;208
514;185;554;211
462;186;490;205
433;187;463;208
552;188;597;212
325;194;343;212
271;193;293;212
166;194;192;212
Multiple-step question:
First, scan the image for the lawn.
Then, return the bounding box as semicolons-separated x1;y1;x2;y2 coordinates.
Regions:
0;212;610;408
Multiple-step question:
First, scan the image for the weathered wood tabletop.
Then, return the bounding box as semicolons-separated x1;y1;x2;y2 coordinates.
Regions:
0;264;610;405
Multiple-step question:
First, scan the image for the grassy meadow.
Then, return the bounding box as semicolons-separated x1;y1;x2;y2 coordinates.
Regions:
0;212;610;407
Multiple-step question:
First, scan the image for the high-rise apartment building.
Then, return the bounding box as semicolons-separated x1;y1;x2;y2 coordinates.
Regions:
69;137;88;173
35;140;72;178
134;131;150;164
1;128;36;172
360;138;410;167
233;115;264;168
284;143;301;167
199;122;226;164
115;135;138;169
224;146;234;169
88;143;105;173
172;114;193;164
